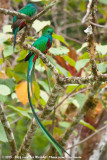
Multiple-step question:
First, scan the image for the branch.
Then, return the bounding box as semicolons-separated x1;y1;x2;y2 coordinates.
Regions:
18;42;107;85
30;0;57;22
89;126;107;160
18;118;37;157
0;1;57;22
0;8;30;20
67;124;107;150
61;80;101;146
41;82;64;119
0;103;17;159
84;0;98;77
20;42;59;77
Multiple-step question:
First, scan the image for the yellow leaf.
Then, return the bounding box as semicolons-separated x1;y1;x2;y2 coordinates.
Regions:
16;81;34;106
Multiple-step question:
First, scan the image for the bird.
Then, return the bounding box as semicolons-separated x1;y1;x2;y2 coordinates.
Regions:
25;26;70;157
12;3;37;50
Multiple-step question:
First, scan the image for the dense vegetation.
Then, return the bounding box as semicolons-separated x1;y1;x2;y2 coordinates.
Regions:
0;0;107;159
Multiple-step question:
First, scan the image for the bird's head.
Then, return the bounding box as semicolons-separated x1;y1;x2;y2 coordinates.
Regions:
42;26;54;36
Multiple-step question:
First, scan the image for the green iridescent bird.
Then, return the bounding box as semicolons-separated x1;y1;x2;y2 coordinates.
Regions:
25;26;70;157
12;3;37;49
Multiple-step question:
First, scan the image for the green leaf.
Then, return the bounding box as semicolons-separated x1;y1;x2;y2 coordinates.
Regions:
69;93;87;108
104;121;107;124
0;79;15;92
40;90;48;103
32;20;51;33
3;45;13;57
96;44;107;55
0;84;11;96
8;105;31;119
53;127;63;136
47;55;69;77
0;59;3;65
3;25;12;33
63;55;76;67
34;81;40;99
0;95;8;103
75;59;89;71
49;46;69;55
79;120;97;131
52;34;68;46
97;63;107;73
0;122;8;142
66;84;79;93
77;42;87;53
38;80;50;93
59;121;70;128
99;0;107;5
17;49;28;61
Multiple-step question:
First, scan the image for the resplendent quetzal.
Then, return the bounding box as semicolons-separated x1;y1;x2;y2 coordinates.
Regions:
12;3;37;49
25;26;70;157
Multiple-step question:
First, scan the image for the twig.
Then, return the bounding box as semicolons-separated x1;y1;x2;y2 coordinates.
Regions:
0;103;17;159
98;85;107;99
82;0;93;24
61;33;82;44
90;21;107;28
84;0;98;77
67;125;107;150
55;84;81;109
0;8;30;20
30;1;57;23
89;126;107;160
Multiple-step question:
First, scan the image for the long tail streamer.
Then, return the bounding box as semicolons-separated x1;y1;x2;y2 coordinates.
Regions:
27;60;70;157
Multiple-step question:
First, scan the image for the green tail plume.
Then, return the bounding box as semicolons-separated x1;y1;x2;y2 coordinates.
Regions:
13;28;18;51
27;56;70;157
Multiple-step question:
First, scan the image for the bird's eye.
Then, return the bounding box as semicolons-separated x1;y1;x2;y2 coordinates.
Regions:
48;31;50;33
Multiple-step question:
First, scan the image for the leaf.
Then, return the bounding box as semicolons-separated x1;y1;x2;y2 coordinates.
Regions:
63;55;76;67
16;81;34;105
66;84;79;93
3;25;12;33
0;122;8;142
40;90;48;103
49;46;69;55
0;84;11;96
53;127;63;136
0;79;15;92
34;81;40;100
79;120;97;131
75;93;87;108
69;93;87;108
0;59;3;65
75;59;89;71
99;0;107;5
52;33;68;46
59;121;70;128
38;80;50;93
97;63;107;73
47;55;69;77
17;49;28;61
3;45;13;57
0;95;8;103
77;42;87;53
96;44;107;55
8;105;31;119
32;20;51;33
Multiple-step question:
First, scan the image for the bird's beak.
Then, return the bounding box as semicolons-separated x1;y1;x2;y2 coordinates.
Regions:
52;32;55;37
